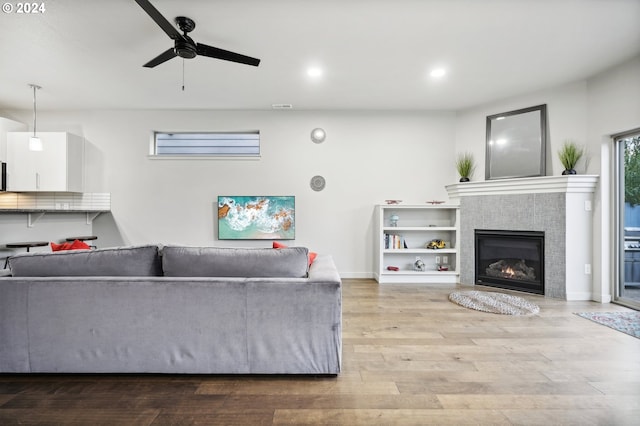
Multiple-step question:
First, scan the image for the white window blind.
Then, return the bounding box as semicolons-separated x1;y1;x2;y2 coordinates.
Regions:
154;132;260;157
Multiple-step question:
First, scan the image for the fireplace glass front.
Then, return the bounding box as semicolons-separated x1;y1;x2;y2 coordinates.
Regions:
475;229;544;295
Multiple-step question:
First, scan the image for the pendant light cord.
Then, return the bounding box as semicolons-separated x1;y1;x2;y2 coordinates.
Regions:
29;84;41;137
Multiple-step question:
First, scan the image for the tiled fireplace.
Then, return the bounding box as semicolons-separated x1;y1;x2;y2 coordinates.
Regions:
446;175;598;300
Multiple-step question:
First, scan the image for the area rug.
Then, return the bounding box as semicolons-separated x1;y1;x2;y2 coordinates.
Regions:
575;312;640;339
449;290;540;315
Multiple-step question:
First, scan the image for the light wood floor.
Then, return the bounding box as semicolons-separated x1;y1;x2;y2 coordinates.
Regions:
1;279;639;425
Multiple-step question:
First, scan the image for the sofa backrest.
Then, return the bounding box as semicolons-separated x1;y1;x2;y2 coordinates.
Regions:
162;246;310;278
8;245;163;277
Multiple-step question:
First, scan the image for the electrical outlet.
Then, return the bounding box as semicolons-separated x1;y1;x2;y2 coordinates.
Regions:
585;263;591;274
435;255;441;264
443;256;448;264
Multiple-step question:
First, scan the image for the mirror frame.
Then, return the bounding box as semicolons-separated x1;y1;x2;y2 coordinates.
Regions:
485;104;547;180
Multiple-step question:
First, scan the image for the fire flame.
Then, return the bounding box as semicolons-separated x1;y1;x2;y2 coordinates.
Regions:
503;266;515;277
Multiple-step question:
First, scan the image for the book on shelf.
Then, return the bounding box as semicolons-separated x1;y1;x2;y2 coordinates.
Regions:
384;233;408;249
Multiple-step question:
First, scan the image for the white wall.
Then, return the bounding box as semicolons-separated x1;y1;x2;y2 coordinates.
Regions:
586;55;640;302
455;80;589;179
2;109;456;277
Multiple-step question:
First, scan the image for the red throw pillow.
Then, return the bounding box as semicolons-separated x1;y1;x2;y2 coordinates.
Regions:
50;239;91;251
70;239;91;250
272;241;317;266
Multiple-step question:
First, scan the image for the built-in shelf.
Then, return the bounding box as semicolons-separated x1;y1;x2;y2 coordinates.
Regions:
374;204;460;284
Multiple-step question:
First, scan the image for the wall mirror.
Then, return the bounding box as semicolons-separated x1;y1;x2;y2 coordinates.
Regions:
485;104;547;180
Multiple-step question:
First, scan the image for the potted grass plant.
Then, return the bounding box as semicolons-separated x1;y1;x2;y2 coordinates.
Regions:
455;152;475;182
558;140;584;175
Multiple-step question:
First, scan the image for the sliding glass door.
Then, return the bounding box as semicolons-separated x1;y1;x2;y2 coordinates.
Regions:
616;129;640;309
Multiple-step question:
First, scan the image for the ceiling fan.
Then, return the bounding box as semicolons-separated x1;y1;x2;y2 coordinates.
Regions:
134;0;261;68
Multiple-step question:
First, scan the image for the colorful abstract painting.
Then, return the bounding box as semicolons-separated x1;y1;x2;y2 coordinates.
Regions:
218;196;295;240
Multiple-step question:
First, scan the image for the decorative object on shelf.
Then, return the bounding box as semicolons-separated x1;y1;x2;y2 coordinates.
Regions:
385;200;402;204
558;140;584;175
413;258;426;272
437;264;449;271
310;128;326;144
386;266;399;271
486;104;547;180
217;196;295;240
28;84;43;151
426;200;445;204
426;239;446;249
455;152;475;182
310;175;326;192
389;213;399;227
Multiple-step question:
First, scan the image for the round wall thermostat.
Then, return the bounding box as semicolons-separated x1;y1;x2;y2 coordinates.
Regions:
310;175;326;191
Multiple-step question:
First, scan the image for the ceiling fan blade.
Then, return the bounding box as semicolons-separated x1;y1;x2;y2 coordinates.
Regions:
143;48;177;68
134;0;184;41
196;43;261;67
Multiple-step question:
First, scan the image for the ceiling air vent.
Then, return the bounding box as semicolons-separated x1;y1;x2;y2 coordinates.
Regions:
272;104;293;110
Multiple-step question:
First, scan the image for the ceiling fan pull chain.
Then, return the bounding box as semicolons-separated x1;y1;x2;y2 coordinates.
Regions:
182;58;185;91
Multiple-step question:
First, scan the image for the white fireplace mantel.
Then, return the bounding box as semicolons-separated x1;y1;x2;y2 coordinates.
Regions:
446;175;599;199
446;174;600;301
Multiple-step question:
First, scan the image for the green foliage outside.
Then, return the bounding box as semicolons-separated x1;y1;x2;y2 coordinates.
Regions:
624;137;640;206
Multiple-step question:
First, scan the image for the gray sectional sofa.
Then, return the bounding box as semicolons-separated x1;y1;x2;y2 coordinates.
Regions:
0;245;342;374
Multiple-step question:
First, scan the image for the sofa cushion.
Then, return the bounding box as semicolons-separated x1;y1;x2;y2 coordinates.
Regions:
8;245;163;277
162;246;310;278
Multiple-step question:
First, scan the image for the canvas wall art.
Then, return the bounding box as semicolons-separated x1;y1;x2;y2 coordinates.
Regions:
218;196;295;240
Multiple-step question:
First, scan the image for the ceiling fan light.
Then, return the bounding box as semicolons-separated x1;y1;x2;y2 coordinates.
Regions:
29;136;43;151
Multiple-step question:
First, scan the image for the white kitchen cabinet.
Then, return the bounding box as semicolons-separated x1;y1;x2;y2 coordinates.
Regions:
6;132;84;192
0;117;27;162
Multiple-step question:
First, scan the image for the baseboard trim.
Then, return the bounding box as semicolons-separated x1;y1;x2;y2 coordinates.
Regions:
339;272;374;279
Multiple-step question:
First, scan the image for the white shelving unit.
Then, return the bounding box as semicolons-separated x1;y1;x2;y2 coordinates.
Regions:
374;204;460;284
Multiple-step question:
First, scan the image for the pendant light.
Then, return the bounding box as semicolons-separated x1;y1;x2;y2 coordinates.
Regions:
29;84;43;151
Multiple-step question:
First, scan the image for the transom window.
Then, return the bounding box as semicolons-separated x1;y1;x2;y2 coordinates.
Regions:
153;132;260;157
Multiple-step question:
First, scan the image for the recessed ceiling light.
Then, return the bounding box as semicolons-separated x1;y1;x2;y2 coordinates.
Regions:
430;68;446;78
307;67;323;78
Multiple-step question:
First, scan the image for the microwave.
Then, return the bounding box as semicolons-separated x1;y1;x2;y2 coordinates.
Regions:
1;161;6;191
